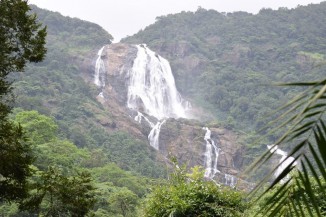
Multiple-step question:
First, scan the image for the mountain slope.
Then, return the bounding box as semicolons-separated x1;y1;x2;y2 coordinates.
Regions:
12;5;246;183
89;42;246;185
12;6;166;178
123;3;326;134
13;3;326;185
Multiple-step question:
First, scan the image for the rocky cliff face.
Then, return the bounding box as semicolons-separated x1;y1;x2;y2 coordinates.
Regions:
83;43;248;187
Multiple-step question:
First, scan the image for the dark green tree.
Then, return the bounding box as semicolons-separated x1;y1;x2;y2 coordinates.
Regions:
20;166;96;216
108;187;139;217
14;110;58;145
0;0;46;202
143;165;247;217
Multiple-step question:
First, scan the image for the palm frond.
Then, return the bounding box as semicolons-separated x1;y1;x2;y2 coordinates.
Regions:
249;78;326;216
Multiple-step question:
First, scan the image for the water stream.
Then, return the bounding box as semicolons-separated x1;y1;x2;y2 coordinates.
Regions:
225;174;237;188
94;46;106;97
203;127;220;179
267;144;297;183
127;44;189;150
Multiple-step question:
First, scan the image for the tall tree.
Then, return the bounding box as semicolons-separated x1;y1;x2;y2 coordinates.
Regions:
0;0;46;202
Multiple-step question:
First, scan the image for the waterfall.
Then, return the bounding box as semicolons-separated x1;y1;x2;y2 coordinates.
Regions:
267;144;297;183
134;111;166;150
203;127;220;179
203;127;238;187
148;120;166;150
127;44;188;120
134;112;143;124
128;44;189;150
135;111;163;149
94;46;106;98
134;111;154;126
225;174;237;188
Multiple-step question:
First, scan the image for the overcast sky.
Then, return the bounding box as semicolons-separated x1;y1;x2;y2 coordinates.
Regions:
28;0;324;42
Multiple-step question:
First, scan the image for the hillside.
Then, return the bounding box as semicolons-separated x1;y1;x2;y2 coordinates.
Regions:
88;42;246;185
1;1;325;215
11;4;249;181
2;2;325;215
4;6;250;215
123;3;326;136
11;6;166;178
10;3;326;182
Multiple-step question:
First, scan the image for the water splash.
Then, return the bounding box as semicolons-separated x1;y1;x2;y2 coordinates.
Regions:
203;127;220;179
94;46;106;97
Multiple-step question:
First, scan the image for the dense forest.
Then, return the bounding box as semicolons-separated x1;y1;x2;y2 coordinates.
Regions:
1;1;325;216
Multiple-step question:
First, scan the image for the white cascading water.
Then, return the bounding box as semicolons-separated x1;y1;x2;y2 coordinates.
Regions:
267;144;297;183
148;120;166;150
94;46;106;97
225;174;237;188
128;44;189;150
135;112;151;125
202;128;238;187
135;111;165;150
127;44;188;120
203;127;220;179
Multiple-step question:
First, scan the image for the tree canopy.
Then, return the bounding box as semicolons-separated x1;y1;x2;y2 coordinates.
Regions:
0;0;46;202
143;165;247;217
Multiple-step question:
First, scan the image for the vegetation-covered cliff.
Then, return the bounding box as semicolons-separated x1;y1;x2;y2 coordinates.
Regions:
123;3;326;135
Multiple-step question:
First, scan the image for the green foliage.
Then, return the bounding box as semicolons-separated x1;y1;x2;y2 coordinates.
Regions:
108;187;139;217
31;5;112;55
91;164;149;197
13;110;58;145
90;163;154;216
0;0;46;74
35;140;89;172
247;173;326;216
0;109;153;216
103;131;166;178
0;204;19;215
12;110;90;171
143;166;247;217
20;166;96;216
250;79;326;216
0;121;33;202
0;0;46;202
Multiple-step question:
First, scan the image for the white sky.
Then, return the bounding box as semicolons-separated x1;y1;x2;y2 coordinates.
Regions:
28;0;324;42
